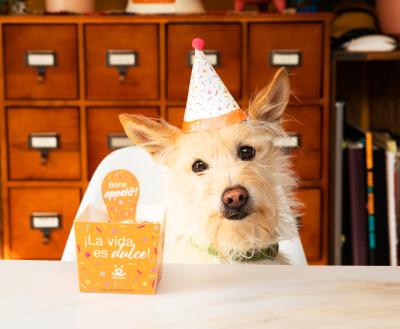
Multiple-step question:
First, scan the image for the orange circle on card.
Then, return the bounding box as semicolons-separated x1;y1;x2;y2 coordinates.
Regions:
102;169;140;222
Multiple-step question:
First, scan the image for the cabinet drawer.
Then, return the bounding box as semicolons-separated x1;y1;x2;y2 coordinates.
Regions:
297;189;322;262
249;23;323;100
282;106;322;180
9;188;81;259
87;107;159;176
7;108;81;180
85;24;159;100
167;24;241;100
167;107;185;128
4;24;78;99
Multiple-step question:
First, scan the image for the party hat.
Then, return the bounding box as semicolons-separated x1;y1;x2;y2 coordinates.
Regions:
182;38;247;132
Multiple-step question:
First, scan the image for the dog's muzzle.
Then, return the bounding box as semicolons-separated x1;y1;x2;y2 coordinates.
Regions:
222;185;251;220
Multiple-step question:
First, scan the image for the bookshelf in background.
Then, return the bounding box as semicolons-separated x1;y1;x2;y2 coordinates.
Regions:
331;51;400;265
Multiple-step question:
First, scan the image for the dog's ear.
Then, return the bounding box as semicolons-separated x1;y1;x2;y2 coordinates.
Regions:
247;67;290;122
119;114;182;156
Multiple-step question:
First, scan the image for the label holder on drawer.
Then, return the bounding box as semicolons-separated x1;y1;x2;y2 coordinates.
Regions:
188;50;220;67
28;132;60;164
269;50;302;67
107;133;133;150
30;212;62;244
273;133;301;154
25;51;57;83
106;50;138;82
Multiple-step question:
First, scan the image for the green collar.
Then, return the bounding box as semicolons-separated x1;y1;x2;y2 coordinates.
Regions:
190;239;279;262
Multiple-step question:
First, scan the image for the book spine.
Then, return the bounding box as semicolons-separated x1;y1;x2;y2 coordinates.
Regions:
396;157;400;265
365;132;376;264
348;145;368;265
386;151;398;266
333;101;345;265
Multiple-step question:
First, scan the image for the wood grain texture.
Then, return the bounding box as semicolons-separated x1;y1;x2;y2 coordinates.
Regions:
284;106;322;180
248;23;323;100
7;108;81;180
78;23;89;183
9;187;81;259
167;23;241;100
297;188;322;262
85;24;159;100
0;22;5;259
0;14;333;24
4;24;78;99
87;107;159;176
166;107;185;128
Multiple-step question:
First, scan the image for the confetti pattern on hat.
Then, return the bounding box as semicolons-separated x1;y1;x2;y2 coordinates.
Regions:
183;38;246;132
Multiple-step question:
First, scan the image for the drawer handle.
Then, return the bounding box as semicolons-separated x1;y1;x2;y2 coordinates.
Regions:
25;51;57;83
30;212;62;245
188;50;220;67
28;132;60;164
108;133;133;149
273;133;301;153
269;50;302;68
107;50;138;82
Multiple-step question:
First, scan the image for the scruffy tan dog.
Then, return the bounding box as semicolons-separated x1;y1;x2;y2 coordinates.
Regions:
120;68;299;264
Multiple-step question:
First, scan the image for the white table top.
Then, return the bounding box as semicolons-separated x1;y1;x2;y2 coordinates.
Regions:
0;261;400;329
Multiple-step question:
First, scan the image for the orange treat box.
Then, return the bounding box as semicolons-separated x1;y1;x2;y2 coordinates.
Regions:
74;169;165;294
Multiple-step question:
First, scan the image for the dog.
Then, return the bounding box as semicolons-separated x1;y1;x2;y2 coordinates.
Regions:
120;68;300;264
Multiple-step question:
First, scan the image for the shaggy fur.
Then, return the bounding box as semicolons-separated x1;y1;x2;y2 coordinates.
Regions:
120;68;300;264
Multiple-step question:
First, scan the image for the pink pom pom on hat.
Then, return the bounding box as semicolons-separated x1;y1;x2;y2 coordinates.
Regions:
192;37;205;50
182;37;247;132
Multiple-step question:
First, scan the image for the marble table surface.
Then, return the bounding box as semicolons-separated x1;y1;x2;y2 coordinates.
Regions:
0;261;400;329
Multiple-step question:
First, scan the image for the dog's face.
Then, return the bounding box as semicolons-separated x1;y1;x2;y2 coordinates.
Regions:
120;68;298;261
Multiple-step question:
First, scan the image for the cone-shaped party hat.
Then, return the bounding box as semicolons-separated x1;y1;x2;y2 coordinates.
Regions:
182;38;247;132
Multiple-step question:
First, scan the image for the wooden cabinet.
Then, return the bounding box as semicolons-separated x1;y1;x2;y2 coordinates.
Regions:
85;24;159;100
0;14;331;264
248;23;323;100
284;106;322;180
87;107;159;176
297;188;322;262
167;23;241;100
4;24;78;99
167;107;185;128
9;188;81;259
7;107;81;180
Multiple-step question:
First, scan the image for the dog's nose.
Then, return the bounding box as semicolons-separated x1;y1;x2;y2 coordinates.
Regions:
222;186;249;210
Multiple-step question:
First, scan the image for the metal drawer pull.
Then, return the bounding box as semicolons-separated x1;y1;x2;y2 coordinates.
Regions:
25;51;57;83
108;133;133;149
269;50;302;67
28;132;60;164
273;134;301;153
30;212;62;244
188;50;220;67
107;50;138;82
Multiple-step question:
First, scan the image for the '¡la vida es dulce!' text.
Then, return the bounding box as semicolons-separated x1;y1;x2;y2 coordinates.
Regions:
84;234;150;260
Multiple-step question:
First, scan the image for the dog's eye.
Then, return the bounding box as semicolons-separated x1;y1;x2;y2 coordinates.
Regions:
238;145;255;161
192;160;208;173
